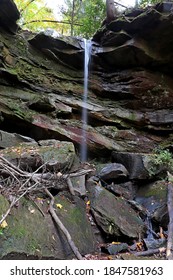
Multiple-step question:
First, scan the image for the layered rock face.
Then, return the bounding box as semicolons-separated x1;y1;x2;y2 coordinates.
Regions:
0;2;173;157
0;1;173;259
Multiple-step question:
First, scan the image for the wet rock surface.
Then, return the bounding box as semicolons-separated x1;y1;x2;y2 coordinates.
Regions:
1;2;173;156
87;182;146;239
0;0;172;259
0;194;95;259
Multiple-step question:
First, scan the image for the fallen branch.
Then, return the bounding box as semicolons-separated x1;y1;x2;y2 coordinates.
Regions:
66;177;75;196
166;172;173;259
134;247;166;257
0;156;95;226
45;188;83;260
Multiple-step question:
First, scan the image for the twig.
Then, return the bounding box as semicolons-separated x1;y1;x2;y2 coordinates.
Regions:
64;168;94;178
0;163;21;183
114;1;128;9
0;181;38;225
45;188;83;260
0;156;27;176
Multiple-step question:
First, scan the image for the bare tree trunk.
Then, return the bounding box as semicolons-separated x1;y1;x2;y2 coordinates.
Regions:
106;0;116;23
71;0;75;36
135;0;139;8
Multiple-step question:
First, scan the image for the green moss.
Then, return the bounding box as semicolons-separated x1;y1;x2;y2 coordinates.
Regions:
129;112;137;122
54;195;94;251
0;198;53;257
137;181;167;202
0;195;9;217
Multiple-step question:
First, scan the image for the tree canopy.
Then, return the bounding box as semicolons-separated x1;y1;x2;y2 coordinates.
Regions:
14;0;68;33
14;0;106;38
139;0;161;7
14;0;161;37
61;0;106;38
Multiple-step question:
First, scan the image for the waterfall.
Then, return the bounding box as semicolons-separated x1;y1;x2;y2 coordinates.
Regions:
146;215;154;240
80;38;91;162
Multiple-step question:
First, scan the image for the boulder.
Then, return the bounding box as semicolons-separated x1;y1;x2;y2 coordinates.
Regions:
94;3;173;75
112;151;167;180
0;140;76;172
87;181;145;239
98;163;129;181
0;194;95;259
106;181;137;200
54;194;95;256
29;33;84;70
135;180;168;228
0;130;35;148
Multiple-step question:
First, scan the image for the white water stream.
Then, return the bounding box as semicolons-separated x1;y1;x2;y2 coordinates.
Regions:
80;39;92;162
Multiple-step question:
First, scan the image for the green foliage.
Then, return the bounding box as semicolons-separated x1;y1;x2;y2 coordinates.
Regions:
149;148;173;176
152;148;173;167
61;0;106;38
76;0;106;38
13;0;106;38
14;0;66;33
139;0;160;7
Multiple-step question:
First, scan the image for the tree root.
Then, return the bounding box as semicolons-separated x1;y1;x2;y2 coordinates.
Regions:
45;188;83;260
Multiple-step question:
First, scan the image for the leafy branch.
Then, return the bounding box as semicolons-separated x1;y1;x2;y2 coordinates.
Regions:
19;0;36;15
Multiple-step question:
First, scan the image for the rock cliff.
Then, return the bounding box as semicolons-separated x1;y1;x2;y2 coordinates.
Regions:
1;1;173;157
0;0;173;259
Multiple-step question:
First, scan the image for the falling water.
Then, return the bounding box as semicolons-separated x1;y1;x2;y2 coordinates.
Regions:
146;215;154;240
80;38;91;162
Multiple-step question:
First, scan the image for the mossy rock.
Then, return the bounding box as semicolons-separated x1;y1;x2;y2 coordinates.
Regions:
87;183;145;239
54;194;95;255
0;194;95;259
0;197;59;259
136;180;168;227
0;195;9;217
0;140;76;172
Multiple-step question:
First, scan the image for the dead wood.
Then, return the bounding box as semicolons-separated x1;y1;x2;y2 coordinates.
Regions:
134;247;166;257
0;181;38;224
0;155;94;232
166;172;173;259
66;177;75;196
45;188;83;260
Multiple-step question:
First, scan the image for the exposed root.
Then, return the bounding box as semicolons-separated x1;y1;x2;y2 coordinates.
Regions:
45;188;83;260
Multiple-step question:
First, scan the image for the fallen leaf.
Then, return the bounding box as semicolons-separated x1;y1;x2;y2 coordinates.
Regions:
56;203;63;209
28;206;35;214
0;220;8;228
136;242;143;251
